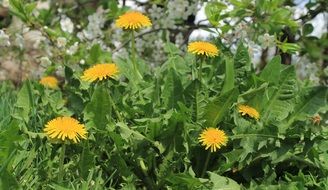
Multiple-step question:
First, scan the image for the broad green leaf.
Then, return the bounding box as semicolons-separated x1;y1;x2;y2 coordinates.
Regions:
0;120;21;189
289;86;327;122
0;120;21;163
84;85;111;130
0;166;19;190
262;66;297;122
205;2;227;26
241;83;268;111
165;173;204;189
204;88;239;127
208;172;240;190
79;144;95;180
260;56;281;84
14;81;32;122
164;42;182;56
222;57;235;93
117;122;145;141
184;80;207;121
162;69;183;109
88;44;111;64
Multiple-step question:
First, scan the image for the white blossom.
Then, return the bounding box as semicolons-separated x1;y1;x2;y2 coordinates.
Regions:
66;42;79;55
258;33;275;49
60;16;74;34
79;8;106;41
40;57;51;67
56;37;67;48
1;0;9;7
79;59;85;65
37;0;50;10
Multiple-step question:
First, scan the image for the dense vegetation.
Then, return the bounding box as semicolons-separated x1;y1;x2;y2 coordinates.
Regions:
0;0;327;189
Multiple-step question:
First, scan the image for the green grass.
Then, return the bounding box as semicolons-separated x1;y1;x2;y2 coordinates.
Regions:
0;81;17;130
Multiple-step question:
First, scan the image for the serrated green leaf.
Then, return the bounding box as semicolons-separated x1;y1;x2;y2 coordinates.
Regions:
164;42;182;56
204;88;239;127
234;42;251;70
262;66;297;122
289;86;327;122
79;144;95;180
14;81;32;122
162;69;183;109
84;85;111;130
208;172;240;190
184;80;207;121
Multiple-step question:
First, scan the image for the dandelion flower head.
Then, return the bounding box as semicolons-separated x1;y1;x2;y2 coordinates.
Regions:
188;41;219;57
116;11;152;30
199;128;228;152
81;63;119;82
44;117;87;143
40;76;59;89
238;104;260;120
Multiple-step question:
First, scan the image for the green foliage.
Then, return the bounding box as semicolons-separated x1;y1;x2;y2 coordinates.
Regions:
262;66;298;122
204;88;239;127
259;56;281;84
2;39;328;189
1;1;328;189
84;84;112;130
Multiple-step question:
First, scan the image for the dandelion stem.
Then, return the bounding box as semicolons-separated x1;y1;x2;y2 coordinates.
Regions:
201;151;211;178
194;57;204;122
131;31;142;80
58;143;66;183
198;57;204;87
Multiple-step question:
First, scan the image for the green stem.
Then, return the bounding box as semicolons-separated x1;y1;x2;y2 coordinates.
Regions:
194;57;204;123
198;58;204;87
131;31;142;79
201;151;211;178
58;143;66;183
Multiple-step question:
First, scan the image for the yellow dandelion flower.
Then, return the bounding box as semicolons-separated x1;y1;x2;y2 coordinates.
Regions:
40;76;59;89
81;63;119;82
238;104;260;120
199;128;228;152
44;117;87;143
188;41;219;57
115;11;152;30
